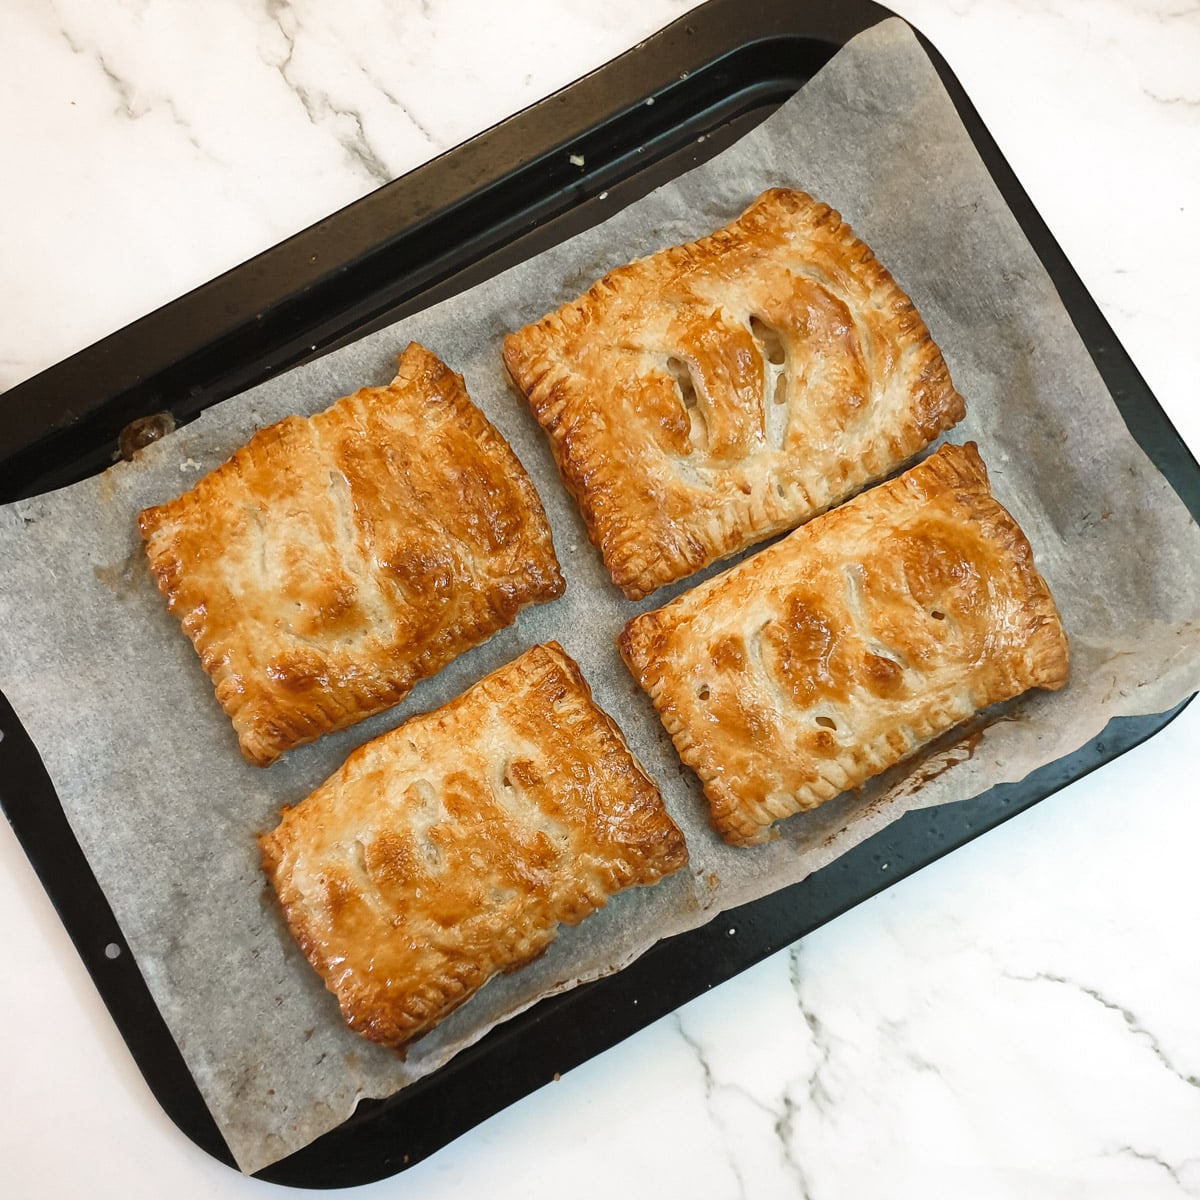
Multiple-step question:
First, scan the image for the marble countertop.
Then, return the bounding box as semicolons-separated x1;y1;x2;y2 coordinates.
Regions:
2;1;1198;1196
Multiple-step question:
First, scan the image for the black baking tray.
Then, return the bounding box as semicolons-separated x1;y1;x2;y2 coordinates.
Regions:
2;0;1197;1188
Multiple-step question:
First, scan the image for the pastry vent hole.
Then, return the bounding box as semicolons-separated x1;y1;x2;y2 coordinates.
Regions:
815;715;838;731
930;610;946;621
667;356;709;453
750;316;785;365
493;759;521;803
696;683;711;701
751;317;789;450
667;356;698;409
407;779;443;835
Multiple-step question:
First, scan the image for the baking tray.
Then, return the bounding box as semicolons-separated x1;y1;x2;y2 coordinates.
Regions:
2;0;1197;1188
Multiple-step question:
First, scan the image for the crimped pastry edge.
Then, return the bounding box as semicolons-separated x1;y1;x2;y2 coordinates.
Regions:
139;343;565;766
259;641;688;1048
504;187;965;599
619;442;1069;847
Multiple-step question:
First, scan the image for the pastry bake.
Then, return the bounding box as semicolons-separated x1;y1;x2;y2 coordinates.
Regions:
259;641;688;1050
619;443;1069;847
139;343;564;766
503;187;964;599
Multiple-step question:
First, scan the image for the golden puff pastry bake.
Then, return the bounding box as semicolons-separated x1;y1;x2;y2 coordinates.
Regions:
139;342;564;767
259;641;688;1050
619;443;1069;847
503;187;965;599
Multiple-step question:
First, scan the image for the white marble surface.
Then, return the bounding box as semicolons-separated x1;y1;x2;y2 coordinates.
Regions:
2;0;1199;1196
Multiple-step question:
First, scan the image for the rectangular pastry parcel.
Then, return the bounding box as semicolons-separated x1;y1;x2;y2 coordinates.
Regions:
619;443;1069;847
139;342;564;766
259;642;688;1049
503;187;965;598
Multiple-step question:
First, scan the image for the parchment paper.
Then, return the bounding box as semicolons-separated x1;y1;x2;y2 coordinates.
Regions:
3;19;1199;1175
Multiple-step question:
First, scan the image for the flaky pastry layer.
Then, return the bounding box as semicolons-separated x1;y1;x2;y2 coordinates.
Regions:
620;443;1069;846
139;343;564;766
259;642;688;1049
504;187;965;598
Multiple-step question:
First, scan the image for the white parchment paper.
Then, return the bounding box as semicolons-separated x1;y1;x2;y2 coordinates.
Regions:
2;20;1200;1174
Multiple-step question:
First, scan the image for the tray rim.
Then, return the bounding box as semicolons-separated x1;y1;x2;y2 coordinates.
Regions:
0;1;890;500
1;0;1197;1187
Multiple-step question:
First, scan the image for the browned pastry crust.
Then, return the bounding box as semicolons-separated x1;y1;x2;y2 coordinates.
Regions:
619;443;1069;847
259;641;688;1049
139;343;565;766
503;187;965;599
